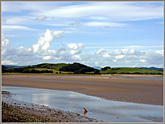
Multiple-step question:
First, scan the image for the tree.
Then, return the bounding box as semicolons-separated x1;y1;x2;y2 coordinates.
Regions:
101;66;111;71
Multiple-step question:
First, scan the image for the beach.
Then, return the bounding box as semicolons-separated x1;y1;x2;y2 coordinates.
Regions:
2;74;163;105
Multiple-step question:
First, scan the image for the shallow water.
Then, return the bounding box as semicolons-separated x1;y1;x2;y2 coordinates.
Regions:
2;86;163;122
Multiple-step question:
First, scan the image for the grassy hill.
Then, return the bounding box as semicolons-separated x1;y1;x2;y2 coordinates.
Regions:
101;67;163;75
2;63;99;74
59;62;99;74
2;63;163;75
31;63;67;71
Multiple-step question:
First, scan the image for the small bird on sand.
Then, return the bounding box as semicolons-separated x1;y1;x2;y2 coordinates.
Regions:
84;108;88;116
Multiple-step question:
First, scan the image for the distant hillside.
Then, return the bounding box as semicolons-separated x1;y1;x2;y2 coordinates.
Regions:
31;63;67;71
3;65;24;69
2;62;100;74
2;63;163;75
59;62;99;74
137;67;163;71
101;67;163;75
2;65;8;69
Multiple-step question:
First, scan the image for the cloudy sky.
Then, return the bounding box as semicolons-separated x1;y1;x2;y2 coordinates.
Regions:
1;2;164;68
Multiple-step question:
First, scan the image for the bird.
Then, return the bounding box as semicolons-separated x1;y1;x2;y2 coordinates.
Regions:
83;108;88;116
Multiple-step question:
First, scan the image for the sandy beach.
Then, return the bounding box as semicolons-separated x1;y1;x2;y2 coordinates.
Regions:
2;74;163;105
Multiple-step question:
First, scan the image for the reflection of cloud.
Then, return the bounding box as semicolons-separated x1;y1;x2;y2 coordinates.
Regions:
69;92;79;97
32;93;50;105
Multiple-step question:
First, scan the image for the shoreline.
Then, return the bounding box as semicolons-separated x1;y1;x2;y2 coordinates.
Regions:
2;74;163;105
2;93;99;122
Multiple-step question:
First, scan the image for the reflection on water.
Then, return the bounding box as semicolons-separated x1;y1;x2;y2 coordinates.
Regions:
2;86;163;122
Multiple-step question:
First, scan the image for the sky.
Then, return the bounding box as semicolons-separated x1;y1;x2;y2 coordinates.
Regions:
1;2;164;68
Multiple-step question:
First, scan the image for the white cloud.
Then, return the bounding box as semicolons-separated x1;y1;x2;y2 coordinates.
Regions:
140;59;146;63
67;43;85;55
43;56;51;60
41;42;50;51
156;50;163;56
2;25;35;31
84;22;126;27
103;53;111;58
32;44;40;53
32;29;64;53
2;60;18;65
44;29;54;42
116;55;125;59
36;15;47;21
43;2;163;21
2;16;29;24
96;48;106;55
2;39;10;47
54;31;64;39
73;55;81;60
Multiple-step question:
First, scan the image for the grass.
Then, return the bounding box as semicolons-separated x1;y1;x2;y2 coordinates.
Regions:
101;67;163;75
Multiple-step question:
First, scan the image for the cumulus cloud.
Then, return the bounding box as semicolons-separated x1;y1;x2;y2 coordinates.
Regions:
43;56;51;60
96;48;106;55
2;60;18;65
103;53;111;58
54;31;64;39
115;55;125;59
32;44;40;53
2;38;10;47
82;48;164;67
32;29;64;53
67;43;85;55
36;15;47;21
73;55;81;60
1;34;11;55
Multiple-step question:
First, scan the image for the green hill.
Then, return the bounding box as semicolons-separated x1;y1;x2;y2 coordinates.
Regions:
59;62;99;74
2;63;163;75
32;63;67;71
100;67;163;75
2;62;99;74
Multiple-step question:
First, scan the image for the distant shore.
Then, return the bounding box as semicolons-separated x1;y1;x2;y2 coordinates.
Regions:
2;74;163;105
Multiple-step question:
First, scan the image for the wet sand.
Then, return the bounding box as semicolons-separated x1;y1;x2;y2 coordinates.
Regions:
2;74;163;105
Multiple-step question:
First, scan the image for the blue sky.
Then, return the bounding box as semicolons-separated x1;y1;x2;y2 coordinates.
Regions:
1;2;164;68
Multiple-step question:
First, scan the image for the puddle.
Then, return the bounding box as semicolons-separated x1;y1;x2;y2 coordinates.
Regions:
2;86;163;122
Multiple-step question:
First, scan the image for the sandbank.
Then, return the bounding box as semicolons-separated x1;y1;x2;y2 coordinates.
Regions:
2;74;163;105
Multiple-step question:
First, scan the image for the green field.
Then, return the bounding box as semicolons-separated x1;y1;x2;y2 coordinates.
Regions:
101;67;163;75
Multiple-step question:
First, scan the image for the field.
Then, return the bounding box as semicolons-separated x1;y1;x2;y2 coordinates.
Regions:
101;67;163;75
